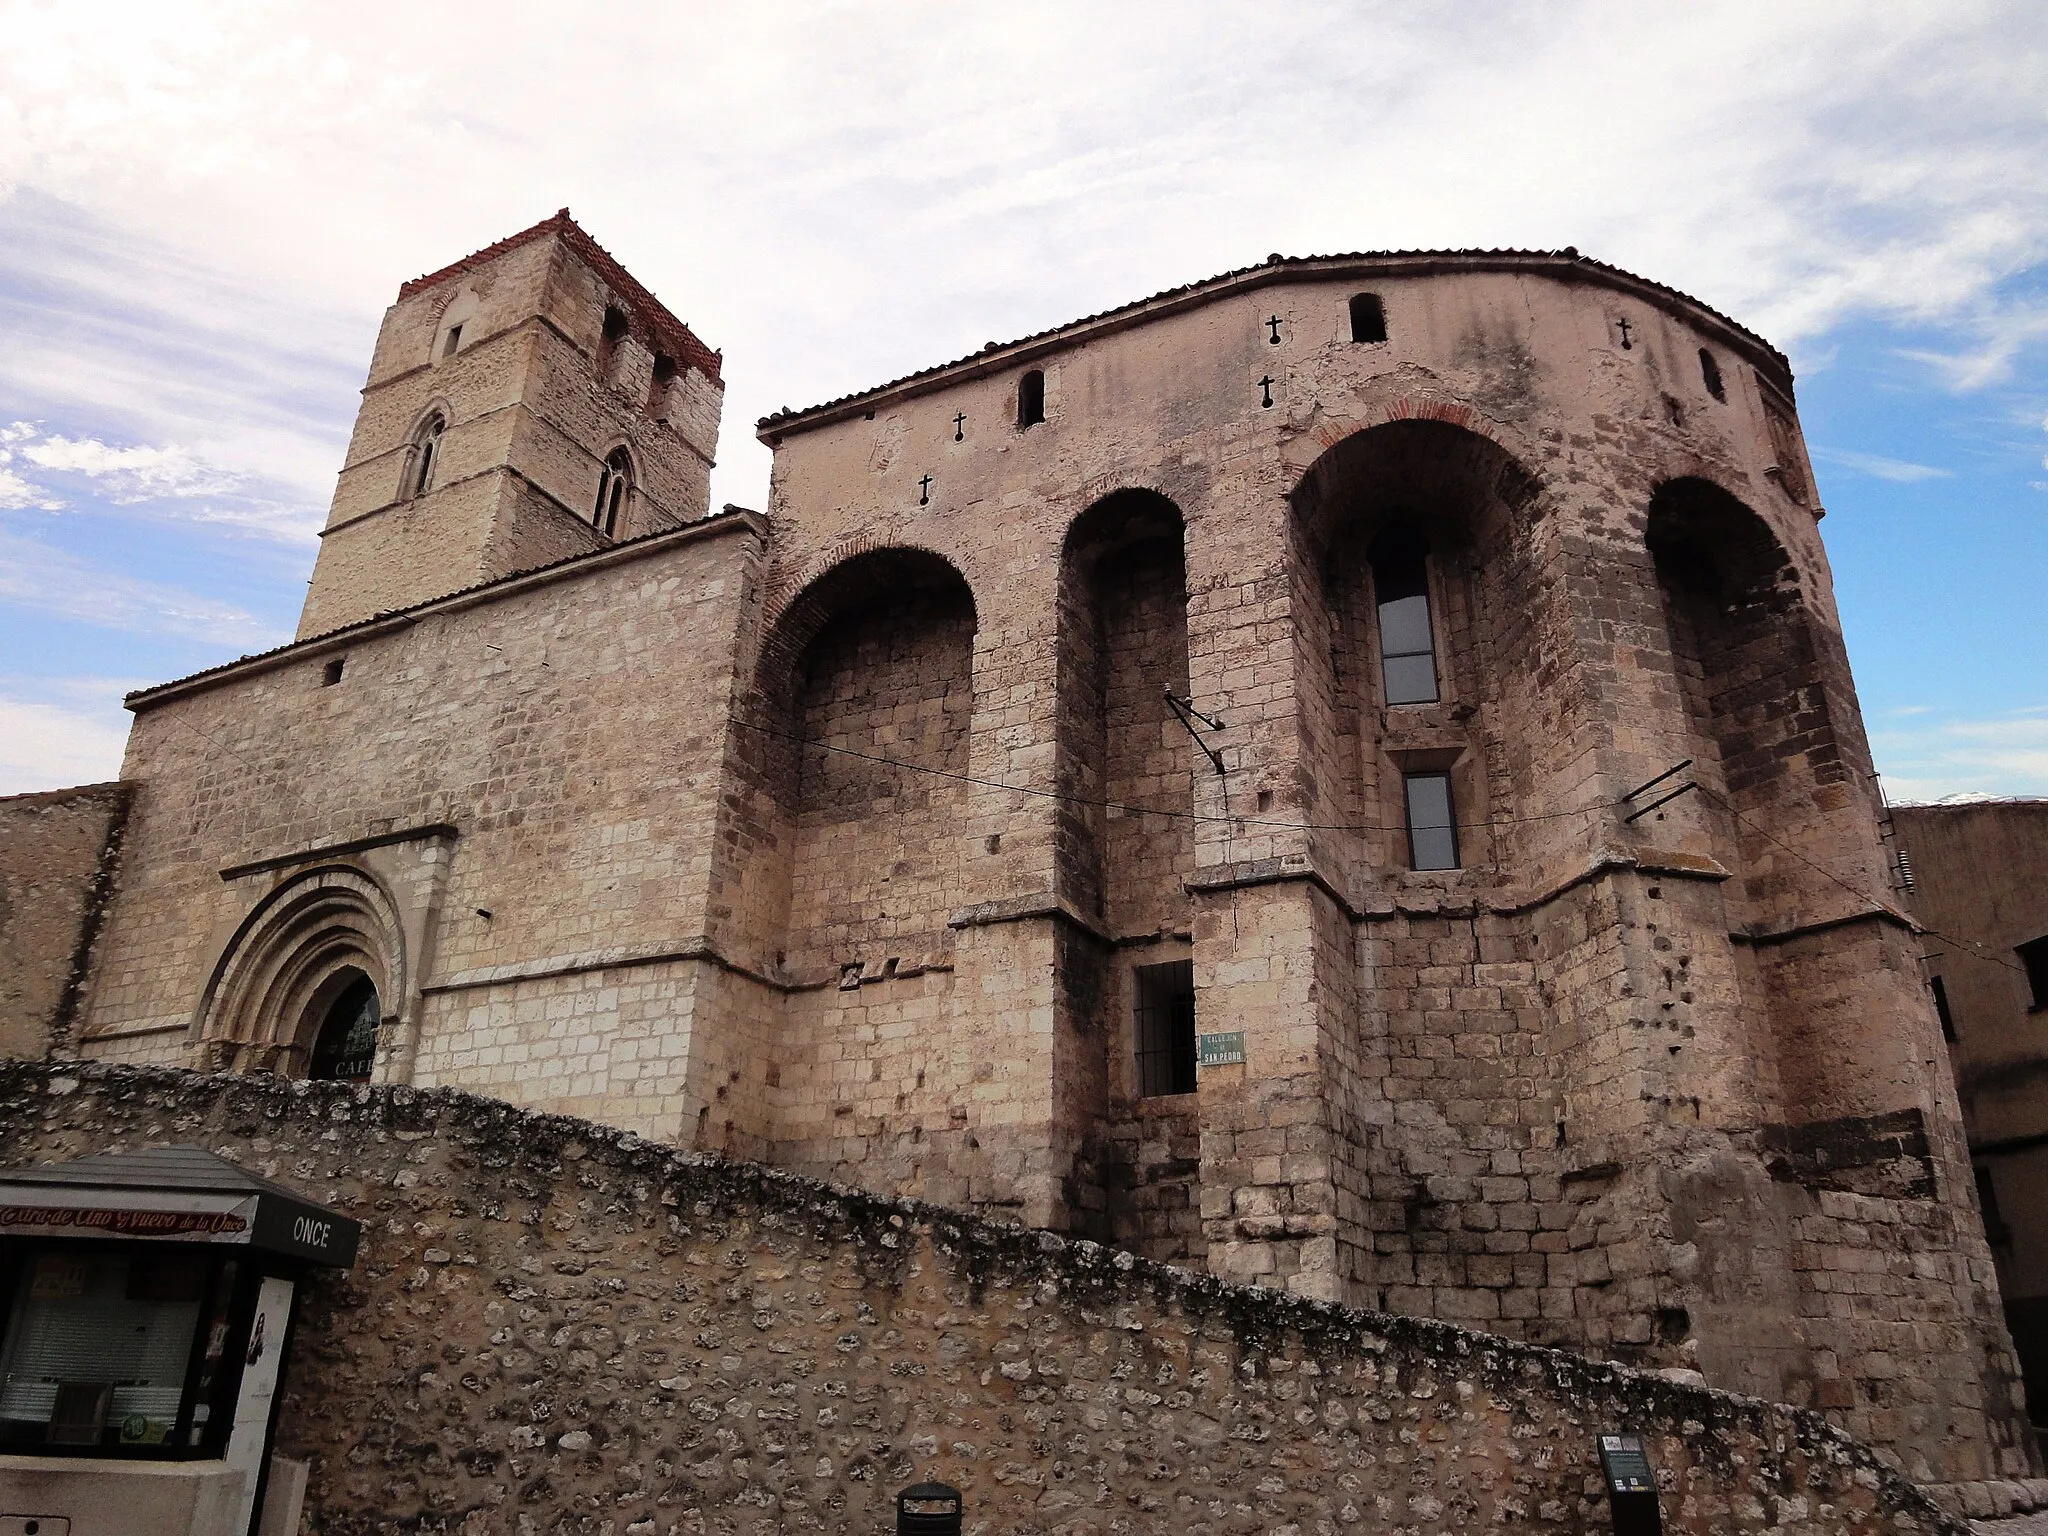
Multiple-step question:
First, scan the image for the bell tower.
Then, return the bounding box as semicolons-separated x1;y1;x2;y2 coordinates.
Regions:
298;211;723;639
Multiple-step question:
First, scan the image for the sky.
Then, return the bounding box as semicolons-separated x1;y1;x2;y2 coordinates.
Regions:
0;0;2044;801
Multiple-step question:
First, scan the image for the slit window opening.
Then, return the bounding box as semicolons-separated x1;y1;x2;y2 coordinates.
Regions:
1350;293;1387;343
1404;771;1459;871
650;353;677;413
2019;935;2048;1010
1370;526;1439;705
1977;1166;2012;1247
1929;974;1956;1041
1134;959;1196;1097
598;306;629;377
1699;348;1726;401
1017;369;1045;428
443;324;462;357
411;415;444;498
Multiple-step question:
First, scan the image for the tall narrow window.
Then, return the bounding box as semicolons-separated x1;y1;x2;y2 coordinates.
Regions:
2019;935;2048;1010
597;305;629;379
649;353;677;414
1370;526;1438;704
442;324;462;357
593;447;633;537
1017;369;1045;428
1134;958;1196;1097
1404;771;1459;871
309;973;379;1083
1977;1166;2012;1247
1350;293;1387;343
1699;347;1725;401
1929;974;1957;1041
411;415;445;498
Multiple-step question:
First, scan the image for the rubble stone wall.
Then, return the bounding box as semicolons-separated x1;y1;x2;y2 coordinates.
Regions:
0;1060;1970;1536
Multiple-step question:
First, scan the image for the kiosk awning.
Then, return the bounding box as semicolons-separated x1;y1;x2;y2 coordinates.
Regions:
0;1144;359;1268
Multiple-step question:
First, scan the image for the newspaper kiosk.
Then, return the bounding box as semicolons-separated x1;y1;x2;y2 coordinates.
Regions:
0;1145;359;1536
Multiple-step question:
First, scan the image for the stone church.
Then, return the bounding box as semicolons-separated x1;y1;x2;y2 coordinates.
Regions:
2;209;2037;1488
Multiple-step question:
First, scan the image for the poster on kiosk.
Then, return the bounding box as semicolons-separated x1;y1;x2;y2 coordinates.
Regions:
0;1144;359;1536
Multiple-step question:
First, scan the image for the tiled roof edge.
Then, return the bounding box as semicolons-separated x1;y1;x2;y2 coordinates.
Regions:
125;509;763;712
755;248;1790;439
398;210;723;384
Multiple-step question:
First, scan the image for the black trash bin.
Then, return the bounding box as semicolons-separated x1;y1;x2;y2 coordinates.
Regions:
897;1481;963;1536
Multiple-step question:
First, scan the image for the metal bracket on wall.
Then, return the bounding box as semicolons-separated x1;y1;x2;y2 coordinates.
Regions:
1164;690;1227;776
1622;758;1698;824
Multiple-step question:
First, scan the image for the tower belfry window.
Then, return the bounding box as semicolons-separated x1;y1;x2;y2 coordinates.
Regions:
443;324;462;357
1350;293;1387;343
1369;525;1439;705
411;415;445;498
594;447;633;538
1017;369;1045;428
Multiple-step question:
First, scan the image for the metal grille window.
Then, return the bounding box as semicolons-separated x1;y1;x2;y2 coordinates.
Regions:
1133;959;1196;1098
1404;771;1459;871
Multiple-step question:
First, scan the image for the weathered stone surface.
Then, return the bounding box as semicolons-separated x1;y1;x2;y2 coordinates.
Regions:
0;781;128;1061
0;1060;1975;1536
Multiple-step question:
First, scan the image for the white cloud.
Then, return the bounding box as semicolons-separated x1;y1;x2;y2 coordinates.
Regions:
0;2;2044;513
1811;448;1952;484
0;692;130;796
17;431;240;501
1874;712;2048;802
0;527;283;648
0;415;320;543
0;466;60;510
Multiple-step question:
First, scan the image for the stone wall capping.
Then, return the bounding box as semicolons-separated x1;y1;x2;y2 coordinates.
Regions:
946;890;1110;942
1733;904;1919;948
420;934;785;996
1187;846;1735;929
124;508;764;712
1187;854;1363;918
219;822;459;883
